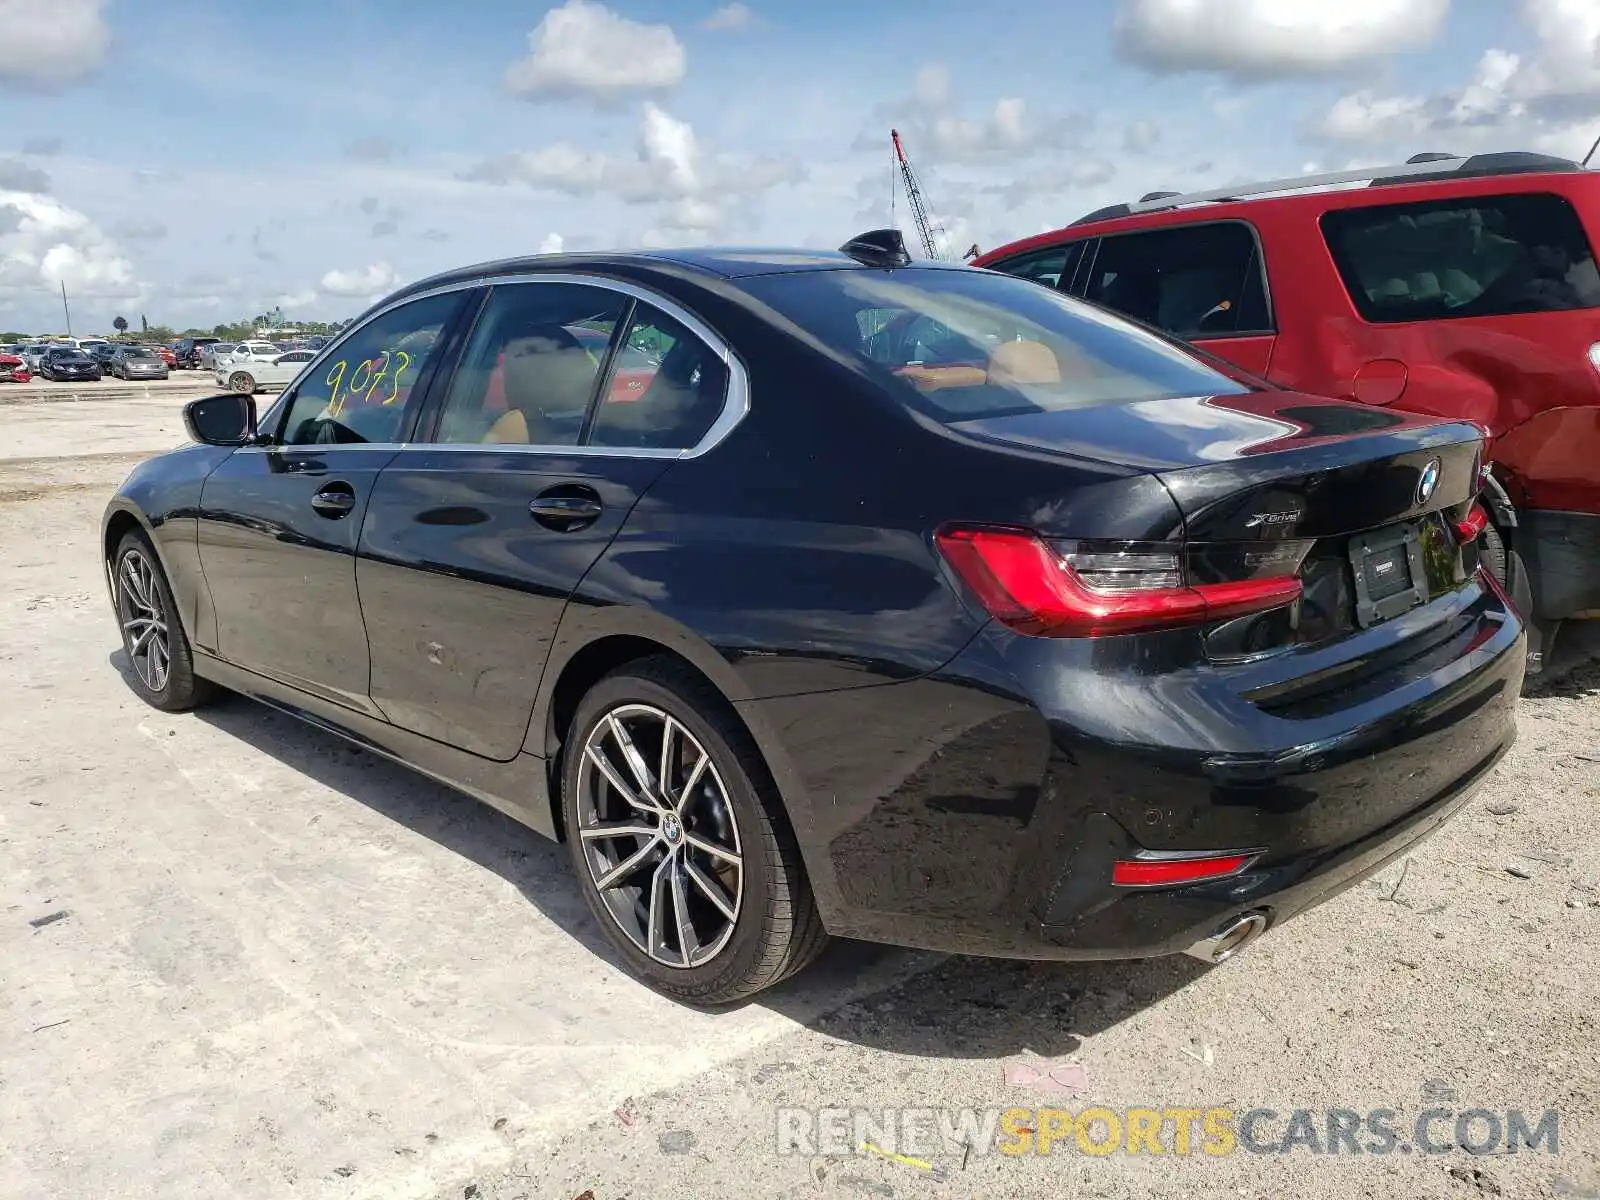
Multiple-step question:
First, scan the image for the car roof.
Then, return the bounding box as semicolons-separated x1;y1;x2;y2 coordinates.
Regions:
385;246;969;307
977;150;1595;263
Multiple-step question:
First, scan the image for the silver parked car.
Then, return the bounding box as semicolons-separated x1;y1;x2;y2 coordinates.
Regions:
109;345;170;380
198;342;236;371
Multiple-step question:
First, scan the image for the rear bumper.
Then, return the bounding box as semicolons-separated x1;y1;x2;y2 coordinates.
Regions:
753;579;1523;962
1519;509;1600;621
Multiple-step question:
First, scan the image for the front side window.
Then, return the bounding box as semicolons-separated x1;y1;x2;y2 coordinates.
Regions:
1083;222;1271;339
431;283;628;446
275;292;462;446
587;303;728;450
741;267;1249;424
1321;192;1600;322
986;242;1084;291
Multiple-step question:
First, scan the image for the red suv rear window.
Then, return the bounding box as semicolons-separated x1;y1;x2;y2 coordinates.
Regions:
1320;192;1600;323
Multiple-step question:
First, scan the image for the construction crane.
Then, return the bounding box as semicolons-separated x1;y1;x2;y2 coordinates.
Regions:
890;129;950;260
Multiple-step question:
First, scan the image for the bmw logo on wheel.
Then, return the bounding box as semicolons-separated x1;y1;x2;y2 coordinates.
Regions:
1417;458;1442;505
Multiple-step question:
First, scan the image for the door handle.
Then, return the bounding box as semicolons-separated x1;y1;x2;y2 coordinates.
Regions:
529;486;603;531
311;482;357;519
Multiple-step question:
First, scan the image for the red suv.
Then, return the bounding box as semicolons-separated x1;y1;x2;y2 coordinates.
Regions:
975;150;1600;675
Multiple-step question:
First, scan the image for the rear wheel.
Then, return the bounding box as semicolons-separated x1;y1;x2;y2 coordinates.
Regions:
560;658;827;1006
110;532;218;713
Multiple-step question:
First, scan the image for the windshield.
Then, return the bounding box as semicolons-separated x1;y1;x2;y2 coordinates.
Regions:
124;348;155;358
741;267;1250;422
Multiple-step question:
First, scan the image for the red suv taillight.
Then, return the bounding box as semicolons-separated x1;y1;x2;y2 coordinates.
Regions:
934;525;1306;638
1454;502;1490;545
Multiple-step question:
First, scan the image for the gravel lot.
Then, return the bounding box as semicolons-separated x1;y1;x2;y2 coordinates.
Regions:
0;373;226;406
1;396;1595;1200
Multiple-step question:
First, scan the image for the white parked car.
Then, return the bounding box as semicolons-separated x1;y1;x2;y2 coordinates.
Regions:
215;348;316;394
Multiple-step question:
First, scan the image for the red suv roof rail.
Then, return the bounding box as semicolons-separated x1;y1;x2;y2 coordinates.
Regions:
1069;150;1585;227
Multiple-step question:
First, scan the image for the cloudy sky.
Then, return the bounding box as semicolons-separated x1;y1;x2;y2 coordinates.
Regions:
2;0;1599;332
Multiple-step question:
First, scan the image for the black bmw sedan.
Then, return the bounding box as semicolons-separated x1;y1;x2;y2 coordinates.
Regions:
102;233;1524;1005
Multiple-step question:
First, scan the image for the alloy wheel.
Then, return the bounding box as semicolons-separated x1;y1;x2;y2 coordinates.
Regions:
116;549;171;693
575;703;744;968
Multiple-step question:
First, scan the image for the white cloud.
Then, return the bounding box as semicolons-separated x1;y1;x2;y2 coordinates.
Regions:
1124;119;1161;153
0;189;138;299
702;3;751;30
1316;2;1600;156
319;262;398;297
0;0;111;89
0;158;50;193
875;63;1087;166
505;0;686;104
1116;0;1450;78
641;103;699;191
275;290;319;310
983;159;1119;210
1505;0;1600;114
462;102;801;238
538;231;565;253
1319;90;1433;142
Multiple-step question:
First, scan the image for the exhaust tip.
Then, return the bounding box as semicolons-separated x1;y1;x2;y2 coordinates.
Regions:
1184;910;1269;965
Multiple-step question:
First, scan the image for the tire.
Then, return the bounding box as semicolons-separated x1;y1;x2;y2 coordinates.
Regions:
1481;521;1537;619
560;657;828;1006
228;372;255;394
110;531;219;713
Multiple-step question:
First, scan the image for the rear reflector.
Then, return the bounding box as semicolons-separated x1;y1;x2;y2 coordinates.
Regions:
935;525;1304;637
1112;853;1255;887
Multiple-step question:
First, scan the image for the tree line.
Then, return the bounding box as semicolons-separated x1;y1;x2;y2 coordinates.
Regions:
1;313;354;345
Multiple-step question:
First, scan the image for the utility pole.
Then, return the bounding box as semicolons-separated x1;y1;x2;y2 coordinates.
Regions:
60;281;72;337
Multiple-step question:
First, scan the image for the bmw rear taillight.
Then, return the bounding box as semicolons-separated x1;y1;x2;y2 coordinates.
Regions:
935;525;1308;638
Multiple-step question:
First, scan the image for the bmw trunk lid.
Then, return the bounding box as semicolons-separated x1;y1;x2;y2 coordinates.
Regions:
948;391;1484;538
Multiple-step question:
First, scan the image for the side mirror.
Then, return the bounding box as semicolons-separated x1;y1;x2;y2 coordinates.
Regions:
184;393;258;446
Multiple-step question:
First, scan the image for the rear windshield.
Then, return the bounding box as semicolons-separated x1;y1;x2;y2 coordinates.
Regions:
740;267;1248;422
1321;192;1600;323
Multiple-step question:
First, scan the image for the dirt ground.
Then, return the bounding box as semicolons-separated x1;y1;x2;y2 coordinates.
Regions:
1;396;1596;1200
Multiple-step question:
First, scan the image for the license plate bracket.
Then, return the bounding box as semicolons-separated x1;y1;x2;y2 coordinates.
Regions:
1349;523;1428;627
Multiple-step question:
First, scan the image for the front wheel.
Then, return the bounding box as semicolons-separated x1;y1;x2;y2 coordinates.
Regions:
110;532;218;712
228;372;255;394
561;658;828;1005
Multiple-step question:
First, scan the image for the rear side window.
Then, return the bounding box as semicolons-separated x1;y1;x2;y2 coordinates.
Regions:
1321;193;1600;322
739;267;1249;424
1083;222;1272;339
587;303;729;451
985;242;1085;291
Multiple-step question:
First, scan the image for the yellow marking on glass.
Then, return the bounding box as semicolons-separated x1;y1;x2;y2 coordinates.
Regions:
324;359;348;417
